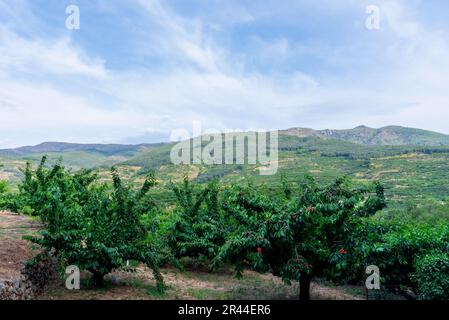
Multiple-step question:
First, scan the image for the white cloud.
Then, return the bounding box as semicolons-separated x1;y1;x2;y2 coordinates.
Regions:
137;0;223;73
1;0;449;148
0;26;107;78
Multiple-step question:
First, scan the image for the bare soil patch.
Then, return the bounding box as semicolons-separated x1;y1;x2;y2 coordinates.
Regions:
0;211;41;280
36;265;366;300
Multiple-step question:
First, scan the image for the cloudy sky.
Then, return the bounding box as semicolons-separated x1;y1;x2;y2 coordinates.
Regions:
0;0;449;148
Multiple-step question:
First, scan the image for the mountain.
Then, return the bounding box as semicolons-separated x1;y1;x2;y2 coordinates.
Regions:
1;125;449;160
281;125;449;146
0;141;166;157
2;126;449;204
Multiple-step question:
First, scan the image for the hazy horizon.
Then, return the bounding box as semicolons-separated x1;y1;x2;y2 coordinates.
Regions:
1;123;448;149
1;0;449;148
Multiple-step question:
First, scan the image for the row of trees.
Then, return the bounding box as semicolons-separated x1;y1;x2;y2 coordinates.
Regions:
0;157;448;299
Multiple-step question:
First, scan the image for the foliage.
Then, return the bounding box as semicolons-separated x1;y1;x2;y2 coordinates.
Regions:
21;157;166;290
0;193;26;213
213;176;386;299
366;222;449;292
24;252;58;289
167;177;226;265
0;180;7;194
288;136;449;160
194;165;242;183
413;252;449;300
123;143;174;170
0;177;26;212
377;200;449;225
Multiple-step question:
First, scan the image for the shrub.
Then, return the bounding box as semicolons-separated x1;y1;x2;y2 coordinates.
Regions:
23;157;166;290
24;252;58;289
214;176;386;300
367;223;449;291
167;178;226;265
0;180;7;194
0;192;26;213
414;252;449;300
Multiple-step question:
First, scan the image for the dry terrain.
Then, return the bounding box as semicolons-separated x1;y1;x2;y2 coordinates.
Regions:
36;266;367;300
0;211;41;281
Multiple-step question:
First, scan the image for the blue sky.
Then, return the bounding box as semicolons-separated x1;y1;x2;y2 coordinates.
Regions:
1;0;449;147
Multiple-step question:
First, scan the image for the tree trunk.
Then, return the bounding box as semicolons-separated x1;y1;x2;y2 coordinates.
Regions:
93;273;105;287
299;275;312;300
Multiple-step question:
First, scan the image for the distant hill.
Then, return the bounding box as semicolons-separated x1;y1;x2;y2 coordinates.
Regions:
281;125;449;146
2;126;449;204
0;141;166;157
2;126;448;158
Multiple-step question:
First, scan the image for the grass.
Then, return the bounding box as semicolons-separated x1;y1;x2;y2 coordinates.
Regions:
129;278;168;298
187;288;230;300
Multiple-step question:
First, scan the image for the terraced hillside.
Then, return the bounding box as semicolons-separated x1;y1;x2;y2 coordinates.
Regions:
1;126;449;209
107;134;449;207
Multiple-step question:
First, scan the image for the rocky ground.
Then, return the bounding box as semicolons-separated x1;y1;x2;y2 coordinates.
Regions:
0;211;41;300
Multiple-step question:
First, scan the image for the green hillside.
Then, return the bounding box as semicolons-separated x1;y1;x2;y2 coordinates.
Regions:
0;148;156;188
282;125;449;146
95;133;449;209
0;141;163;156
1;127;449;209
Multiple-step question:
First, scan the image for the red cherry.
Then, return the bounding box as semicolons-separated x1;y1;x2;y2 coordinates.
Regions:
339;248;347;254
257;247;263;254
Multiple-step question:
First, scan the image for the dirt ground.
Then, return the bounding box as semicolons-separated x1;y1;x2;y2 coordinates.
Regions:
36;266;366;300
0;211;41;280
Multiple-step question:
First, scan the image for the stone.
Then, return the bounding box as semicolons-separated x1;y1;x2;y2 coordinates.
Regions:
0;276;36;300
14;279;20;290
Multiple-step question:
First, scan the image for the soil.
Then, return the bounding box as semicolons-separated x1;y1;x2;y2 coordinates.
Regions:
35;265;366;300
0;211;41;280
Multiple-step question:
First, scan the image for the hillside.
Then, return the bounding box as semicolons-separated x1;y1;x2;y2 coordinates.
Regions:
282;125;449;146
2;125;448;158
0;141;165;157
0;142;168;181
2;126;449;207
103;133;449;209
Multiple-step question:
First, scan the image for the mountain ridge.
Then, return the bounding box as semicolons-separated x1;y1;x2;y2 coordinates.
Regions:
281;125;449;146
0;141;165;157
1;125;449;157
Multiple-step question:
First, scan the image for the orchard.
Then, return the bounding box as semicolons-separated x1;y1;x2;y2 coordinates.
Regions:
1;157;448;300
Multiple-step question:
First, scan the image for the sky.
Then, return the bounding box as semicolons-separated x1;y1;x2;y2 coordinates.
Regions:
1;0;449;148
